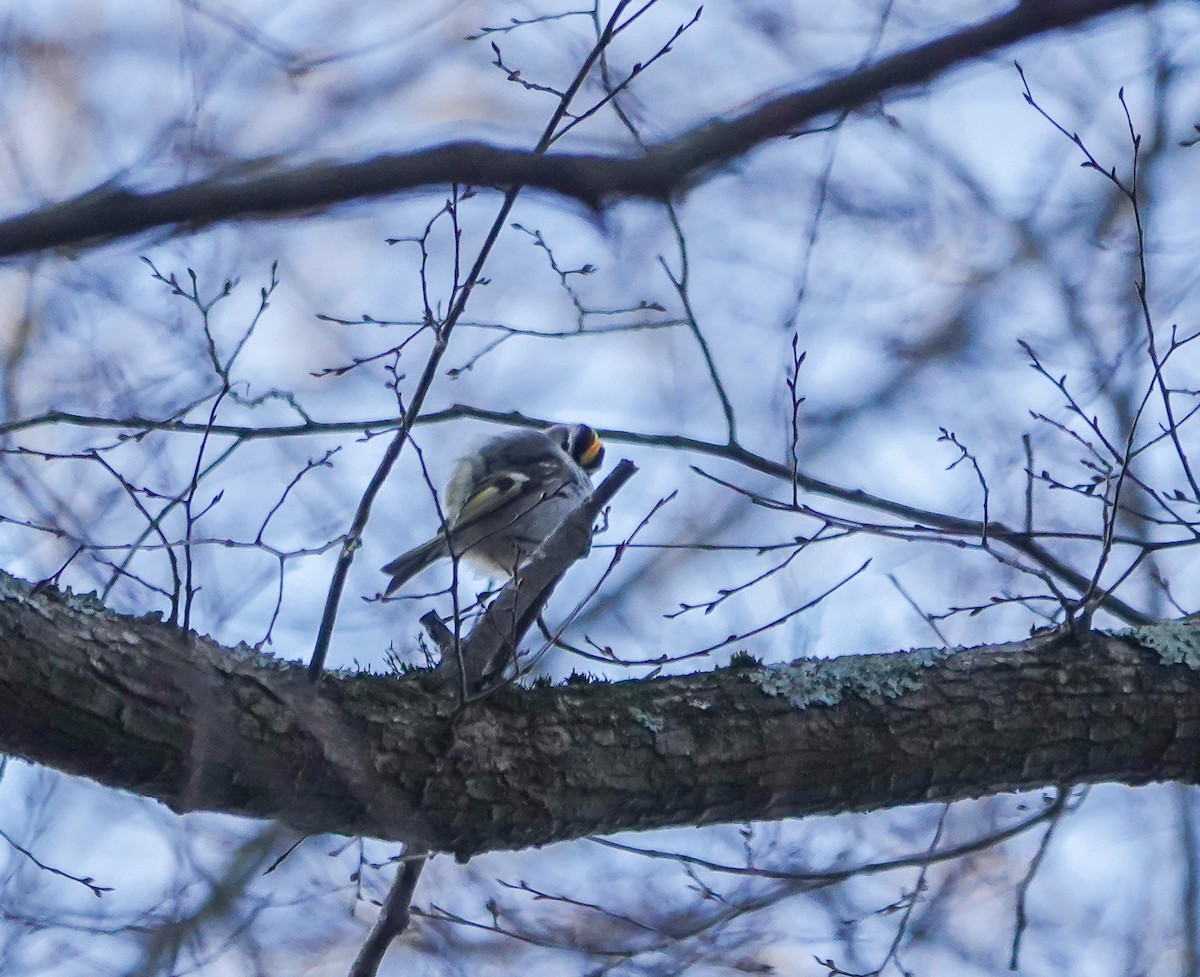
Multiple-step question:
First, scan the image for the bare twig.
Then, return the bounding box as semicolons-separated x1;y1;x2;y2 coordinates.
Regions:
1008;787;1073;969
0;825;113;897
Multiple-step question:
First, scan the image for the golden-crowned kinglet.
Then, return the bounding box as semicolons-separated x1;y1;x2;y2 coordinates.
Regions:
382;423;605;594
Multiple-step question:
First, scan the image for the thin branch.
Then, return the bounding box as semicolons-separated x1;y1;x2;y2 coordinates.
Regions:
591;790;1067;883
307;0;639;680
348;853;427;977
0;825;113;897
1008;788;1072;969
8;402;1153;624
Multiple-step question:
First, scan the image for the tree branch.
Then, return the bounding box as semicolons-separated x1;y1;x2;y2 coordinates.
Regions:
0;0;1148;260
0;406;1157;625
348;854;426;977
431;458;638;692
0;570;1196;857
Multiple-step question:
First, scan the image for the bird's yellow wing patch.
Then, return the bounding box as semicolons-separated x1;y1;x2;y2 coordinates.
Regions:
451;471;532;529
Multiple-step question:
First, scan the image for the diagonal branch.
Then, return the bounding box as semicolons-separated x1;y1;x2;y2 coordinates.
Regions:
431;458;638;692
0;0;1149;260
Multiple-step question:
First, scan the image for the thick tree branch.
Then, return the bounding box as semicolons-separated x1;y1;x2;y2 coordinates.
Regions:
1;570;1197;857
0;0;1148;260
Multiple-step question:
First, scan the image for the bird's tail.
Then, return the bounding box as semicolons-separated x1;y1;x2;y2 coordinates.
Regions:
382;537;449;595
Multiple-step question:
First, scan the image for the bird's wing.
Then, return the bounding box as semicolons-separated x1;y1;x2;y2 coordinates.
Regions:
452;459;574;528
451;469;537;530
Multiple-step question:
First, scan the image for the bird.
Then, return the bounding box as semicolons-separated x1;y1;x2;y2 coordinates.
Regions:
382;423;605;595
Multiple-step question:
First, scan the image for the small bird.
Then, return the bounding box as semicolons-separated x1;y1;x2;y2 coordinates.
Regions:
382;423;605;595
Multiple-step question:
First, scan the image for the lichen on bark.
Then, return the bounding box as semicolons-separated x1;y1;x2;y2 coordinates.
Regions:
1120;620;1200;670
744;645;959;708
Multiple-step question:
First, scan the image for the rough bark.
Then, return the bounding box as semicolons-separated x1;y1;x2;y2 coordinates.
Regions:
1;570;1197;857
